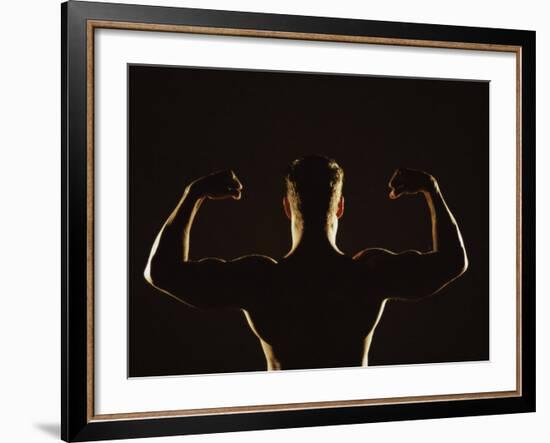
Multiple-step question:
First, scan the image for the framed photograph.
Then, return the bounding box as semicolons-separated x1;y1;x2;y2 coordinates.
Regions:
62;1;535;441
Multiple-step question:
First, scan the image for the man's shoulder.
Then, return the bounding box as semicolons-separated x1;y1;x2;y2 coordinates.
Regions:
195;255;277;267
230;254;278;265
353;247;397;262
353;248;423;271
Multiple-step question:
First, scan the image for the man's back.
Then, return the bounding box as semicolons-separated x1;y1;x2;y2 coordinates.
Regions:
242;252;386;370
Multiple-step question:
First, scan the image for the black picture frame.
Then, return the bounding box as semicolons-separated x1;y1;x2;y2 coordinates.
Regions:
61;1;536;441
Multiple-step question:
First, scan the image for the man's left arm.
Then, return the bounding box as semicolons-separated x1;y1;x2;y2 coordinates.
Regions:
354;168;468;301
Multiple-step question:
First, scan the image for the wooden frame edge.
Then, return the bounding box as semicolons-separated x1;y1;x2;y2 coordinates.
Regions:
89;19;522;52
84;18;524;424
91;390;521;422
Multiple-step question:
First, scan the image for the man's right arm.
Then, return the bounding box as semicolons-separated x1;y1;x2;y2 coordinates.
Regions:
354;168;468;301
144;170;276;310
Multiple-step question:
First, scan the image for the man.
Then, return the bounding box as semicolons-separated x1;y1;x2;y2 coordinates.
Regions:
144;155;468;370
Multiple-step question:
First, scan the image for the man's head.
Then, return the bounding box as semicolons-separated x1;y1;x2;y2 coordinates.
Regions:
283;155;344;229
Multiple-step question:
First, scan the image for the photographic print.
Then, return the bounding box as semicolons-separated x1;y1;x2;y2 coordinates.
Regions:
63;3;535;440
128;64;489;377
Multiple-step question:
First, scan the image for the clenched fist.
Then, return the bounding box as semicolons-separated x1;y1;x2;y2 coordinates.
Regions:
388;168;437;199
190;169;243;200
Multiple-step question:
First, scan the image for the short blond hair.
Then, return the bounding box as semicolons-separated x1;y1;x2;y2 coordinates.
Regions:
285;155;344;225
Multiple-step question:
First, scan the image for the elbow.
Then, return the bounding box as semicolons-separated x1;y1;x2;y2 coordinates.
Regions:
144;254;180;293
461;251;469;275
454;248;469;279
144;255;164;289
144;233;167;289
441;247;468;281
144;259;156;287
459;239;469;275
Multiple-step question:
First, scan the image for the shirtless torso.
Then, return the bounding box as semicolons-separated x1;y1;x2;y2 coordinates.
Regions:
241;253;385;370
145;164;468;370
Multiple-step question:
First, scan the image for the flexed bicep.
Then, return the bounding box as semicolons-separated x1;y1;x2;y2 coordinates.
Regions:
354;169;468;301
144;169;276;310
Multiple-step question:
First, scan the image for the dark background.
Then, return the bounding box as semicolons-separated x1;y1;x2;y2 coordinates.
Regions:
128;64;489;377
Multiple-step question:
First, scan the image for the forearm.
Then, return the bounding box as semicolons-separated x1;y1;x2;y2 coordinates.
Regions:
423;181;467;269
145;182;204;285
166;183;205;261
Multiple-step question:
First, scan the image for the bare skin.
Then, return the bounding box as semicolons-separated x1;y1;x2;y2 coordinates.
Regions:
144;168;468;370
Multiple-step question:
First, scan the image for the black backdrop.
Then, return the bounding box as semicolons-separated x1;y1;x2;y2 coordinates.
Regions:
128;64;489;377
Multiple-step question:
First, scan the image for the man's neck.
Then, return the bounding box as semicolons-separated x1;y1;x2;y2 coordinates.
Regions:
286;220;342;257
